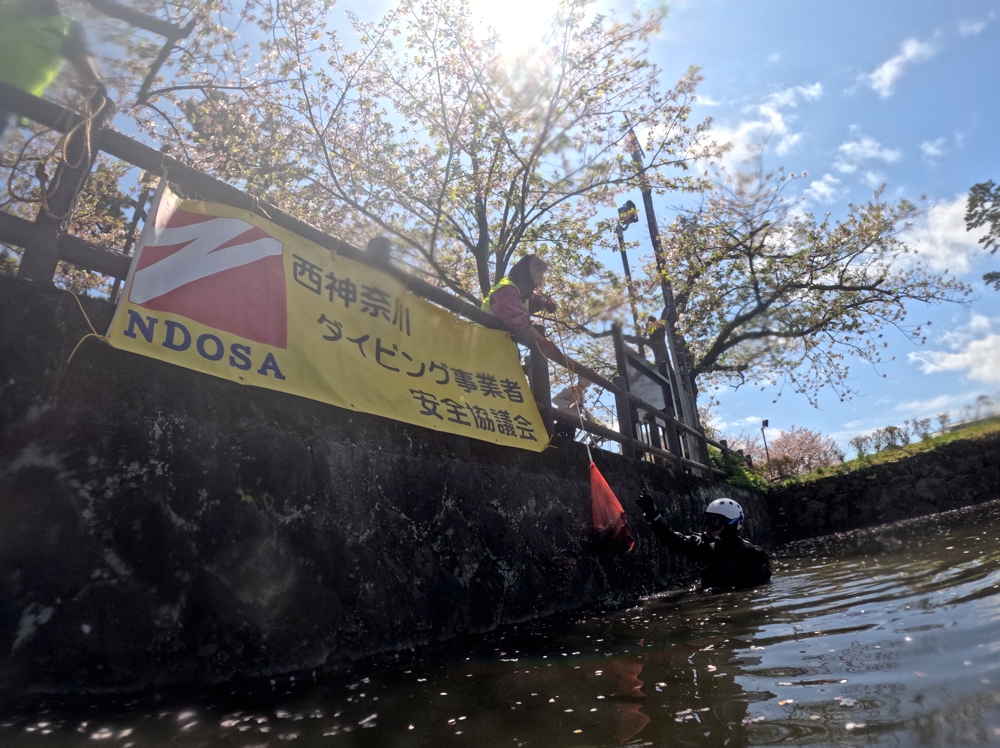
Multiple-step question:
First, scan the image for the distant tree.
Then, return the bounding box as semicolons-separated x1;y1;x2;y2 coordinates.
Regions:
869;427;890;452
765;424;844;479
937;411;951;432
899;420;913;445
966;180;1000;290
911;417;933;441
697;404;767;467
848;433;872;458
725;431;767;468
973;395;993;419
882;424;906;449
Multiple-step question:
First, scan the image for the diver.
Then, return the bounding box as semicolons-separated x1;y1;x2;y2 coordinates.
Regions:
635;490;771;591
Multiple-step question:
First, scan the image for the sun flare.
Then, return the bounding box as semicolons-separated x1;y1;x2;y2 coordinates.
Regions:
466;0;562;54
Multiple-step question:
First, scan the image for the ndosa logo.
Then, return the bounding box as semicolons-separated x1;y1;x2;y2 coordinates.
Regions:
129;209;287;349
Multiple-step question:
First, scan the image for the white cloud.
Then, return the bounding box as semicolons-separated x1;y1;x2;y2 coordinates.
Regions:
834;136;901;174
893;393;970;416
862;171;885;189
910;337;1000;383
920;137;948;159
904;195;982;273
958;16;992;36
909;315;1000;384
804;173;842;203
773;132;801;156
959;20;987;35
763;83;823;109
865;38;937;97
829;424;878;446
767;53;781;63
707;83;823;169
937;312;993;350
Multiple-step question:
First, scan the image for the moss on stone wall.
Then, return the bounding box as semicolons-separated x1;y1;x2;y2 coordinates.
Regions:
0;276;771;696
768;428;1000;542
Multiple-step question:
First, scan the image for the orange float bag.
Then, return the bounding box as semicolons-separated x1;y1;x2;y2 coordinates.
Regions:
589;462;635;552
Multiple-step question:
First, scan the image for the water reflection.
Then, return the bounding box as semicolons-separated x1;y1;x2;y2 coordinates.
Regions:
4;501;1000;746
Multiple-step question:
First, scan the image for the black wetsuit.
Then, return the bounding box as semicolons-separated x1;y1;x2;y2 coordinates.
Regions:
647;519;772;590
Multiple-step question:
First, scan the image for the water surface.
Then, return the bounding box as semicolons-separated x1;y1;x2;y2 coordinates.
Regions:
4;501;1000;747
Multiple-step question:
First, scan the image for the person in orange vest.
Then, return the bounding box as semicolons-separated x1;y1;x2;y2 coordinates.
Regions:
482;254;567;365
0;0;102;144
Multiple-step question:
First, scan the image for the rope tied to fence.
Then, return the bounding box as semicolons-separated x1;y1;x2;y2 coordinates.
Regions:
4;88;111;221
550;319;594;462
40;89;111;222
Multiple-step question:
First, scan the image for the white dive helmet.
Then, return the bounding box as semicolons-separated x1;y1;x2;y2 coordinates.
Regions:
705;498;743;532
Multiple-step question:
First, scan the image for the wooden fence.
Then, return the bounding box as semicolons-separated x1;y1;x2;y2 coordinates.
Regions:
0;82;737;478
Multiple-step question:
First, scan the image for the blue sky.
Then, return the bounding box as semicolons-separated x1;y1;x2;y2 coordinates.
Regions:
321;0;1000;449
642;0;1000;449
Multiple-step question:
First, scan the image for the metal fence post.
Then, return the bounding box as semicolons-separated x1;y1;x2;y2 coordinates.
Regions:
611;324;637;460
17;90;116;283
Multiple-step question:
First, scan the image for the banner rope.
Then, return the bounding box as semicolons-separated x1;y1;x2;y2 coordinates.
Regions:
65;289;109;366
550;317;592;464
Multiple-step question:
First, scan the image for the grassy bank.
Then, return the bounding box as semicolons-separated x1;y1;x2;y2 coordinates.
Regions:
788;417;1000;485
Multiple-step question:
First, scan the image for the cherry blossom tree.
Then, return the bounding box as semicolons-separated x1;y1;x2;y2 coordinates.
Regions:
765;425;844;479
639;168;971;405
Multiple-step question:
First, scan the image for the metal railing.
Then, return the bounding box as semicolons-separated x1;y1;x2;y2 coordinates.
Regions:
0;82;733;478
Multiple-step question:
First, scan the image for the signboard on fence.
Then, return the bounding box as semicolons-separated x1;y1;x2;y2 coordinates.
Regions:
106;186;548;452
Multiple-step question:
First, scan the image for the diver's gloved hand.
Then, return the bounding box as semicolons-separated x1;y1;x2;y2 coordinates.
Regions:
636;489;660;523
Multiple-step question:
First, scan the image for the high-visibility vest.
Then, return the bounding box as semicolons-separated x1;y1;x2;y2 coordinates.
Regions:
0;6;73;97
482;276;530;316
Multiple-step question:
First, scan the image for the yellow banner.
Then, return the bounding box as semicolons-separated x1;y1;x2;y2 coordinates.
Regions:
107;187;549;452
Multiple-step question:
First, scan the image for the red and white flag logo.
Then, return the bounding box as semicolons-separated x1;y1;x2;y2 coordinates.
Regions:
129;208;287;349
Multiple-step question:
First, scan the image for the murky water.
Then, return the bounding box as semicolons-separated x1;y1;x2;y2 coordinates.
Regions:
5;501;1000;747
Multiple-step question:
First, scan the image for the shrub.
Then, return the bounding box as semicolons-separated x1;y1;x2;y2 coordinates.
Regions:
709;447;768;493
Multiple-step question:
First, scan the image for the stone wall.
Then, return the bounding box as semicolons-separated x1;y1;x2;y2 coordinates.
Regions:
0;276;770;696
768;432;1000;542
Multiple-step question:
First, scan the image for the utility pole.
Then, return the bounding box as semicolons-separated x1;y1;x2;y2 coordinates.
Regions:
614;199;643;357
625;125;708;465
761;419;772;480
